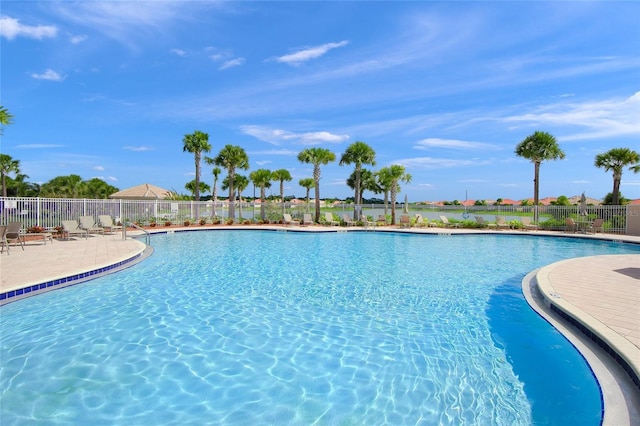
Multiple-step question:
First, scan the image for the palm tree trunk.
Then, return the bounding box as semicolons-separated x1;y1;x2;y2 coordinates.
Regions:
390;186;397;224
533;161;540;222
613;174;621;205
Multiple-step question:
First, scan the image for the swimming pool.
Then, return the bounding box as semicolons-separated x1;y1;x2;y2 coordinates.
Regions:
1;231;638;425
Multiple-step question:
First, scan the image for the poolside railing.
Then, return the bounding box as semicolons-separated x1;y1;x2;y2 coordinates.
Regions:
0;197;634;235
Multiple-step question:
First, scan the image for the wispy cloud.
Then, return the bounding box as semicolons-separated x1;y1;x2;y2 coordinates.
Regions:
15;144;64;149
220;58;245;70
94;175;118;182
93;165;105;171
274;40;350;65
0;16;57;40
414;138;499;150
395;157;488;169
503;91;640;141
123;146;154;151
249;149;299;156
70;34;87;44
170;48;187;56
31;69;64;81
240;125;349;146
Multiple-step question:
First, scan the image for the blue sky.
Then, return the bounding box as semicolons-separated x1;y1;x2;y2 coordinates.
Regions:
1;1;639;202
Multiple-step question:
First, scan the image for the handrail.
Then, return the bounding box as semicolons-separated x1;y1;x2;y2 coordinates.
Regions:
124;222;151;245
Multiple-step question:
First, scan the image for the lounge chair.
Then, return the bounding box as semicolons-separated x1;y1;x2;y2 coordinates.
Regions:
439;215;459;228
79;215;105;236
98;215;123;234
61;220;89;239
362;214;375;228
342;214;356;226
376;215;387;226
520;217;538;231
495;216;510;230
0;225;9;254
399;215;411;228
587;218;604;234
302;213;314;226
5;222;25;250
282;213;300;226
414;214;426;228
475;216;496;230
564;217;577;233
324;212;339;226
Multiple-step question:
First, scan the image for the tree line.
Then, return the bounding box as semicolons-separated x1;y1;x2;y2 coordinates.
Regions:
2;106;639;223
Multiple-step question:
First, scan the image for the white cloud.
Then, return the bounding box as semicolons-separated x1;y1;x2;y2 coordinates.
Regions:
255;160;272;166
249;149;299;156
15;144;63;149
107;176;118;182
414;138;498;150
123;146;154;151
93;165;105;171
70;34;88;44
0;16;57;40
240;125;349;146
274;40;350;65
503;91;640;141
395;156;487;169
219;58;245;70
31;69;64;81
170;48;187;56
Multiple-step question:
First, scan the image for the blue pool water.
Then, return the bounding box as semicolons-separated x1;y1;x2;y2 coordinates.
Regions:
1;231;638;425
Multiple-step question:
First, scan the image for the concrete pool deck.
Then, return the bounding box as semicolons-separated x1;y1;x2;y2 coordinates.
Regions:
1;225;639;424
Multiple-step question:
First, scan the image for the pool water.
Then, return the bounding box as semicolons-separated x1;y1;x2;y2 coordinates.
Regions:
1;231;638;425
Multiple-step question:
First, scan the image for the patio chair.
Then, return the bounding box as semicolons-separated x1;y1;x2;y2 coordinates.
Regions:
302;213;314;226
79;215;105;236
439;215;460;228
475;216;496;230
61;220;89;239
342;214;357;227
399;215;411;228
0;225;8;254
520;217;538;231
98;215;123;234
362;214;375;228
495;216;510;230
5;222;25;250
282;213;300;226
376;215;387;226
414;214;426;228
587;218;604;234
324;212;339;226
564;217;577;233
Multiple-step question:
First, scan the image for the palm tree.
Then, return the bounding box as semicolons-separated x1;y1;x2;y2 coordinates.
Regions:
213;145;249;220
185;180;211;198
515;131;565;221
250;169;272;221
0;154;20;197
182;130;211;202
374;169;393;216
378;165;411;224
40;174;85;198
594;147;640;205
340;141;376;219
297;147;336;222
298;177;314;212
0;106;14;135
271;169;292;212
234;175;249;219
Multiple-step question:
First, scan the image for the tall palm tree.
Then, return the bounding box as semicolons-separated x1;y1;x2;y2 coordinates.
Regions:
298;177;314;214
515;131;565;221
0;154;20;197
0;106;14;135
234;174;249;219
347;169;374;203
213;144;249;220
271;169;292;212
182;130;211;202
340;141;376;219
594;147;640;205
250;169;272;221
297;147;336;222
378;165;411;224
